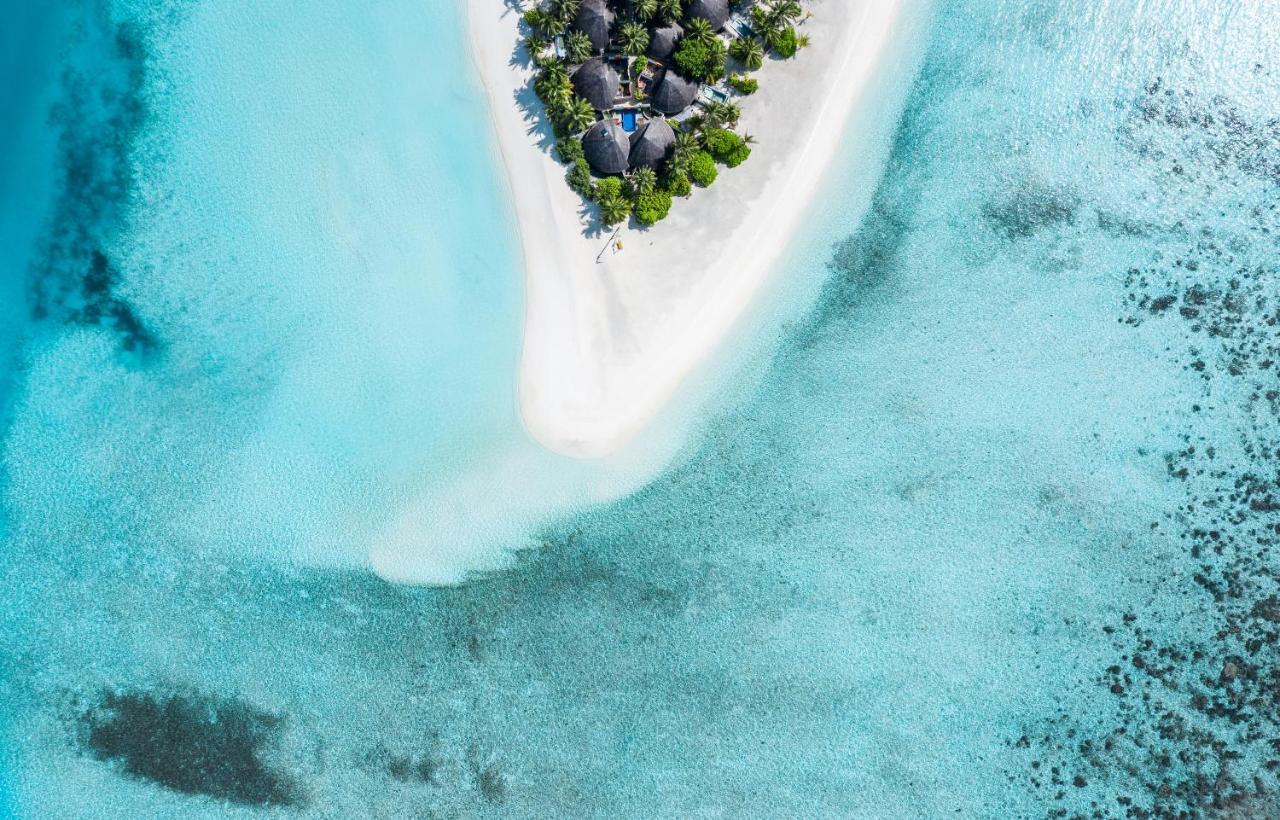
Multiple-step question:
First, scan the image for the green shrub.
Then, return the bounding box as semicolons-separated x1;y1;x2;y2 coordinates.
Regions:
701;128;746;163
673;37;727;83
633;189;673;226
664;170;692;197
566;158;593;197
773;26;799;59
555;137;585;165
688;151;718;186
633;56;648;75
728;73;758;95
725;143;751;167
593;176;624;202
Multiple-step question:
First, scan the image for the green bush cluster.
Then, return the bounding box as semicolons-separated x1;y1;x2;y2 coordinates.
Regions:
773;26;799;59
593;177;624;202
701;128;752;168
566;159;593;197
728;73;758;95
664;170;692;198
673;37;727;83
555;137;585;165
688;151;718;187
532;1;809;223
589;177;630;226
633;189;673;226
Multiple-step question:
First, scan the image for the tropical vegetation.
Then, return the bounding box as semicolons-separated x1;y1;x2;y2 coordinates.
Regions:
673;18;727;83
520;0;815;229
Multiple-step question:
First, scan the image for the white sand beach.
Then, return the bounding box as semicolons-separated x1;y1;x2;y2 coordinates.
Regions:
469;0;906;458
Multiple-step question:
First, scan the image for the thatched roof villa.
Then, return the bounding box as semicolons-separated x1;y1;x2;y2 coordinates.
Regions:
647;21;683;59
574;0;615;53
573;57;621;111
651;71;700;116
581;119;631;174
687;0;731;31
628;117;676;169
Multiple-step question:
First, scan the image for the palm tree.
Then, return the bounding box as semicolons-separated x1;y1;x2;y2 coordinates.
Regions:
751;7;783;48
629;166;658;195
541;13;568;38
633;0;658;21
730;36;765;71
656;0;682;23
565;30;593;63
544;96;569;131
535;60;570;101
701;100;740;128
551;0;583;24
525;35;549;60
599;194;632;225
619;21;650;55
524;7;551;34
700;101;725;127
683;17;716;47
670;129;699;173
771;0;804;24
560;96;597;133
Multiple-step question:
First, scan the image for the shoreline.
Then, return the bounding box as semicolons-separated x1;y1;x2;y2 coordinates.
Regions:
468;0;906;458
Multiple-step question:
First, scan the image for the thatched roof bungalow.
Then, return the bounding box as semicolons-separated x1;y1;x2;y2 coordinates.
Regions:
582;119;630;175
687;0;731;30
574;0;614;53
647;21;683;59
628;118;676;169
573;57;621;111
650;71;699;115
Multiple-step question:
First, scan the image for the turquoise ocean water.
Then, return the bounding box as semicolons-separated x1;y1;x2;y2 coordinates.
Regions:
1;0;1278;816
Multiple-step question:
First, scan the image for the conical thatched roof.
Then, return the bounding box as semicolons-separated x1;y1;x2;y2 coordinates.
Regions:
687;0;731;30
573;57;620;111
582;120;630;175
574;0;614;53
647;21;683;59
628;118;676;169
651;71;699;115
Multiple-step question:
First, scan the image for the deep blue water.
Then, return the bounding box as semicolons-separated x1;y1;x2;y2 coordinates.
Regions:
1;0;1278;816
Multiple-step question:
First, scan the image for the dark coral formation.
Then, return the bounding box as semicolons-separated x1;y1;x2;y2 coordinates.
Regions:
366;743;442;786
80;688;302;807
1122;75;1280;186
31;17;155;354
983;182;1082;240
1010;72;1280;818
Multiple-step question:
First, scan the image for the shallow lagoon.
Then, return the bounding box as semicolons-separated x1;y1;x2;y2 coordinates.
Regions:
2;0;1279;816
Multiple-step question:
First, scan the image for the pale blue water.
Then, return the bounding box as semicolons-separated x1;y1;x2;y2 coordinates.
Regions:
1;0;1278;817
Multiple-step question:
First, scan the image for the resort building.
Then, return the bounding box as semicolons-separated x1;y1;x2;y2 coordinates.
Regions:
627;118;676;169
650;71;699;116
647;21;683;59
549;0;762;176
573;57;621;111
574;0;614;53
581;119;632;175
687;0;731;30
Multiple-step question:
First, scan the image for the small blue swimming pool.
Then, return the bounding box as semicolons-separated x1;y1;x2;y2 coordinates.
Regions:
620;110;637;132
